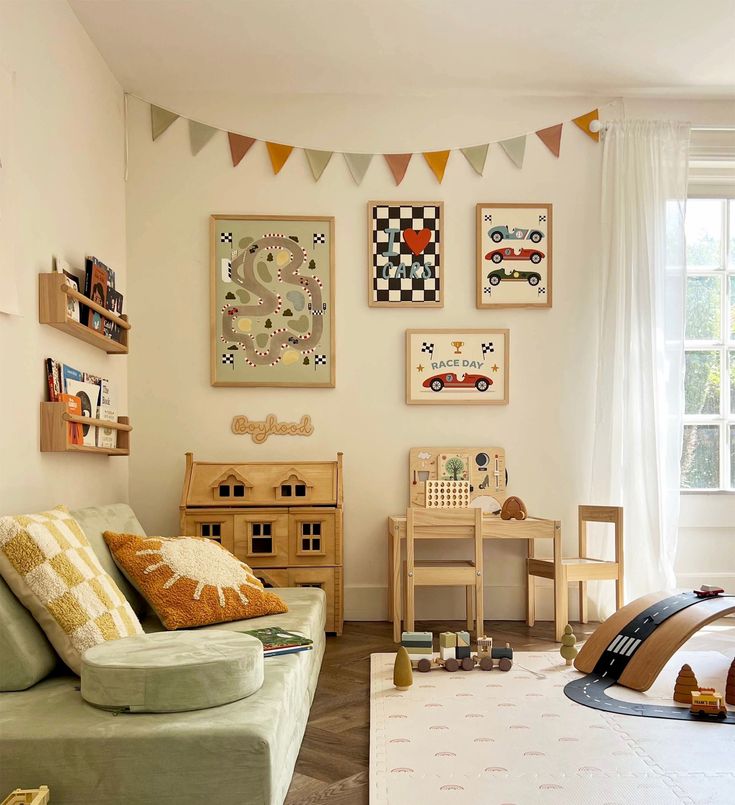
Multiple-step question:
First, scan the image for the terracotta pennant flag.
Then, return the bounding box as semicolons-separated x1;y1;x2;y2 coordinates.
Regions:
228;133;256;167
343;153;373;184
150;105;179;141
460;144;489;176
266;142;294;175
499;135;526;169
189;120;218;155
304;149;334;181
573;109;600;142
384;153;412;185
535;124;563;157
423;150;450;183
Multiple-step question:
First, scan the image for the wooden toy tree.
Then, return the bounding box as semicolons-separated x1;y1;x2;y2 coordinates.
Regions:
726;657;735;705
673;663;699;704
393;646;413;690
560;624;578;666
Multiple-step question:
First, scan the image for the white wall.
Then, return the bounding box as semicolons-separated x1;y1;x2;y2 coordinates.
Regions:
0;0;128;515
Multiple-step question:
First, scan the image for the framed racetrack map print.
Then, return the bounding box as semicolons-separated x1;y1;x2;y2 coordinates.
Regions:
476;203;552;309
210;215;335;387
368;201;443;307
406;328;509;405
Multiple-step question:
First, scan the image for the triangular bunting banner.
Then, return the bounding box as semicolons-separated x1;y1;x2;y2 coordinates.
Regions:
304;149;334;181
189;120;218;155
423;150;450;183
228;133;256;167
384;153;412;185
151;105;179;141
266;142;294;175
343;153;373;185
460;144;489;176
499;135;526;169
573;109;600;142
535;124;563;157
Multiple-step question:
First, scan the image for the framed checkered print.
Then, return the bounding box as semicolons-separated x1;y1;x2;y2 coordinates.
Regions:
368;201;443;307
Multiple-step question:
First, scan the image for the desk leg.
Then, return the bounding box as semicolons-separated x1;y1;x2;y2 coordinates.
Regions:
392;529;402;644
387;527;394;625
526;538;535;627
553;522;566;642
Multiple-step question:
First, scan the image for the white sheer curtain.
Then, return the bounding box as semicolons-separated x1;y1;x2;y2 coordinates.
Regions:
590;120;690;617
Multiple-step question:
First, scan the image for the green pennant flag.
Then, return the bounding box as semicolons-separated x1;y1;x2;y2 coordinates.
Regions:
343;153;373;184
304;149;334;181
189;120;218;155
460;144;489;176
499;135;526;169
151;105;179;141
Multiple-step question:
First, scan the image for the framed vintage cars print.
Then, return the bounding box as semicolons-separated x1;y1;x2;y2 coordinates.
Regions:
210;215;335;387
368;201;443;307
476;203;552;308
406;328;509;405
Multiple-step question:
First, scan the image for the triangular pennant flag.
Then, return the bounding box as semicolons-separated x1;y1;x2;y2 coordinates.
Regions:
266;142;294;175
343;153;373;184
423;150;450;183
573;109;600;142
536;124;563;157
384;153;412;185
304;149;334;182
151;105;179;141
499;135;526;169
228;133;256;167
189;120;218;155
460;144;489;176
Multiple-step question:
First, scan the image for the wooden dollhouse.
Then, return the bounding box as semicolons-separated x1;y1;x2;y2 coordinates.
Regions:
179;451;344;633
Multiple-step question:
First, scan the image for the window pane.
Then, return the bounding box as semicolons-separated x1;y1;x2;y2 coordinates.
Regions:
684;351;721;415
686;276;721;339
730;350;735;415
681;425;720;488
731;426;735;489
730;200;735;269
730;276;735;341
686;199;723;269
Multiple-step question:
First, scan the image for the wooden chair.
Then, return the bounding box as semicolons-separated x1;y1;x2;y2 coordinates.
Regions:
404;507;484;637
527;505;623;640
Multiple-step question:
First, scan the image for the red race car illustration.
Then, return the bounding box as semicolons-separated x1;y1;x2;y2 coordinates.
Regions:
422;373;493;392
485;247;545;265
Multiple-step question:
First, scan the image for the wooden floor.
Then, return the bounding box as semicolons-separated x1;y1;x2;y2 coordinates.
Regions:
284;619;596;804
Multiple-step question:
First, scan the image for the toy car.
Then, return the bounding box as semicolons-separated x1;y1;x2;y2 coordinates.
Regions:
485;247;545;264
690;688;727;718
487;225;544;244
422;373;492;392
693;585;725;598
486;267;542;287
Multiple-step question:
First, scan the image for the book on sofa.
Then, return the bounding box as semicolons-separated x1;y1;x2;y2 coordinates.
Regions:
243;627;313;657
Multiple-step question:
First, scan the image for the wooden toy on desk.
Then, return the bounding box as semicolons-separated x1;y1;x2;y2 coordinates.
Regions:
726;657;735;705
393;646;413;690
560;624;578;666
690;688;727;719
500;496;527;521
673;664;699;704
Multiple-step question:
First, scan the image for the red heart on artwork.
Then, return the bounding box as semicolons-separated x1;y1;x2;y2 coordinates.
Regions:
403;228;431;256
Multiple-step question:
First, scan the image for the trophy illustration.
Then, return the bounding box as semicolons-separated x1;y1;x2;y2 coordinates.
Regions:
451;340;464;355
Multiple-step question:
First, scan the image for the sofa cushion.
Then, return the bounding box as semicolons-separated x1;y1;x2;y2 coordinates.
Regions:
70;504;148;615
0;506;143;675
103;531;288;630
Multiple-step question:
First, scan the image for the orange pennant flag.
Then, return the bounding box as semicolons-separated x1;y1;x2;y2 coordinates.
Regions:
572;110;600;142
535;124;563;157
228;133;256;167
384;153;412;185
423;150;450;183
266;142;294;174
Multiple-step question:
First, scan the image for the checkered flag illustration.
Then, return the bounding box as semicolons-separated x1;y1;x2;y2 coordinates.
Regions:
420;342;435;358
313;233;326;246
314;354;327;370
481;342;494;357
221;353;235;367
484;214;492;223
220;232;233;243
538;214;547;223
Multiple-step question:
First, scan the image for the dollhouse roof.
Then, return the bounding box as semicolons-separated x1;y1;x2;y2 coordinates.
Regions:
209;467;254;489
274;468;314;487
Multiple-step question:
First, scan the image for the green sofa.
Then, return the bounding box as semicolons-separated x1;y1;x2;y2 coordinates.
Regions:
0;505;326;805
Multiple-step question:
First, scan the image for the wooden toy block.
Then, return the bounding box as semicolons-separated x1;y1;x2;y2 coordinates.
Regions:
673;663;699;703
393;646;413;690
401;631;433;660
456;630;471;659
476;635;493;657
439;631;457;660
500;495;528;520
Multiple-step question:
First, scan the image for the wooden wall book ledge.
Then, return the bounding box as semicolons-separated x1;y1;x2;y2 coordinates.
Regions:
40;402;131;456
39;273;130;354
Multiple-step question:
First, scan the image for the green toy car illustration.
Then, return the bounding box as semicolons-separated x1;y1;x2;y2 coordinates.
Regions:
486;267;542;287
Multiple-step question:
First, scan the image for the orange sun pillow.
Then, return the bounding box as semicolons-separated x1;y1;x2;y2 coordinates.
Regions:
103;532;287;630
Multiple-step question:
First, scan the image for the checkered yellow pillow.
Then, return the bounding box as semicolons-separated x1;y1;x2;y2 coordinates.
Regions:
0;506;143;674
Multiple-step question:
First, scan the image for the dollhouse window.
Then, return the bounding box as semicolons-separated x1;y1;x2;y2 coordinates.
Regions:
219;484;230;497
251;522;273;554
300;522;321;552
295;484;307;497
280;484;293;497
199;523;221;539
233;484;246;497
296;582;323;589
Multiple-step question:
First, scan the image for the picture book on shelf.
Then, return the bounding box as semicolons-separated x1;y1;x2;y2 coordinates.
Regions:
59;393;83;445
105;288;124;341
85;262;108;334
242;627;313;657
45;358;61;402
54;258;82;322
96;406;117;449
65;378;101;447
61;363;83;391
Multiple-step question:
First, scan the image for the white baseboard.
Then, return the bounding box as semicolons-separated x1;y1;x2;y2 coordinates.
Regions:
675;572;735;585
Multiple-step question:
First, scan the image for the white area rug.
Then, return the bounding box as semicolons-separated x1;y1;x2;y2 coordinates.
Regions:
370;649;735;804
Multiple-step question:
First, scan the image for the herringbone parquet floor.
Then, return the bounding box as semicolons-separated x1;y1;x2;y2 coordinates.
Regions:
284;619;596;804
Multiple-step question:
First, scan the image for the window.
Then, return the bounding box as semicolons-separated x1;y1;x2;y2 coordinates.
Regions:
218;484;230;497
300;522;322;552
250;522;273;553
280;484;292;497
233;484;246;497
199;523;221;539
295;484;307;497
681;197;735;490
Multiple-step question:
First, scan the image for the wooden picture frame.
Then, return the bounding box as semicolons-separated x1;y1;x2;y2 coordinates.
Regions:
406;328;509;405
368;201;443;307
476;203;552;309
210;215;335;387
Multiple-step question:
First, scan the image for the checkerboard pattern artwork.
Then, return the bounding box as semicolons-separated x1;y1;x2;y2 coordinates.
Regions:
221;353;235;365
314;354;327;365
0;506;142;673
371;204;442;304
313;233;326;246
481;342;494;356
220;232;233;243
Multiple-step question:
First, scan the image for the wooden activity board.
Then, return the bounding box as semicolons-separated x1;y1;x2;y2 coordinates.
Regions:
409;446;507;509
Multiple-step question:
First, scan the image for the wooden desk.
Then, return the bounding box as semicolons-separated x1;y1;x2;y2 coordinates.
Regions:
388;512;563;643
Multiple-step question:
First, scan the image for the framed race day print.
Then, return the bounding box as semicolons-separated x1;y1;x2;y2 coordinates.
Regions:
210;215;335;387
406;328;509;405
368;201;443;307
476;203;552;308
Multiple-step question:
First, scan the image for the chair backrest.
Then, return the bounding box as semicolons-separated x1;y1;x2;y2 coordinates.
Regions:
406;507;483;571
578;505;623;562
